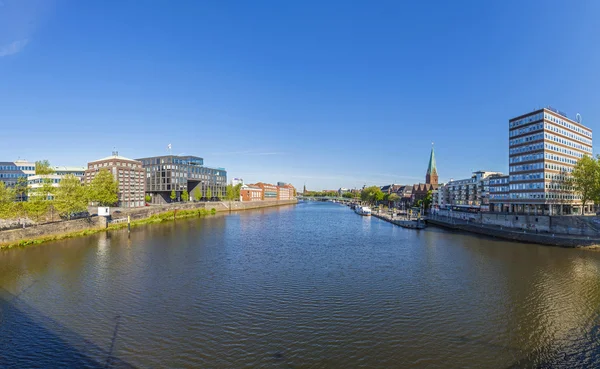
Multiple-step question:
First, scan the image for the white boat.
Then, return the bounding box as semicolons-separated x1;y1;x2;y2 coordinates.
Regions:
355;205;372;216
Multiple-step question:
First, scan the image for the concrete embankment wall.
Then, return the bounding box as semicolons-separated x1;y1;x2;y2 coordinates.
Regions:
112;199;298;221
428;218;600;248
0;217;108;245
436;209;600;237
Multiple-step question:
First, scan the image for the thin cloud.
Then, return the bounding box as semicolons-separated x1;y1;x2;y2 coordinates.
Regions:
0;39;29;57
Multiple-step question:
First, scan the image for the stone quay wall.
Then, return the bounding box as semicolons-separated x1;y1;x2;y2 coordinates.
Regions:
434;209;600;237
428;216;600;248
0;216;108;245
111;199;298;221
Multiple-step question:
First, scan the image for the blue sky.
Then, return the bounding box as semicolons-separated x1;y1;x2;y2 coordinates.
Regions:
1;1;599;190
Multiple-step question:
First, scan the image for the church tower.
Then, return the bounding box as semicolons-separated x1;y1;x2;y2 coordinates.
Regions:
425;144;438;185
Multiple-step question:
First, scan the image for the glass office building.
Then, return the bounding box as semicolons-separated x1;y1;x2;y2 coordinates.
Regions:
136;155;227;204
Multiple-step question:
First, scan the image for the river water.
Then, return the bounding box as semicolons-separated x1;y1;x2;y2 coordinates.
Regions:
1;202;600;368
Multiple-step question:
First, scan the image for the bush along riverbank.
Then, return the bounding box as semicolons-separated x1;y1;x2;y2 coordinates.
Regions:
0;207;219;250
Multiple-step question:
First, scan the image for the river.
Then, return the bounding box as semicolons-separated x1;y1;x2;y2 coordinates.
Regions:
1;201;600;368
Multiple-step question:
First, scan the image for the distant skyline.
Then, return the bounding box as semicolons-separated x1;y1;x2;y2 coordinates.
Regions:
1;1;600;190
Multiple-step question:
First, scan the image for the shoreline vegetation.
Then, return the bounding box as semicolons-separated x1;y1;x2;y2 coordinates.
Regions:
1;207;218;250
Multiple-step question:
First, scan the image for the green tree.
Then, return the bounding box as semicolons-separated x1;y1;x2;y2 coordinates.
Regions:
88;169;119;206
569;155;600;211
0;182;16;219
14;176;28;201
53;174;88;219
226;184;234;201
388;193;400;206
342;192;354;199
206;187;212;200
423;190;433;211
360;186;384;205
193;187;201;202
233;183;242;200
170;189;177;202
35;160;55;175
145;194;151;203
181;189;189;202
24;179;54;222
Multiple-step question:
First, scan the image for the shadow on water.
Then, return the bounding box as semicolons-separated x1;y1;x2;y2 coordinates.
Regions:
0;287;136;369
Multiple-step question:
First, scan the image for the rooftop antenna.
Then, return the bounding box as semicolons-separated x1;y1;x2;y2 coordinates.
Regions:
576;113;582;124
167;143;172;156
112;147;118;157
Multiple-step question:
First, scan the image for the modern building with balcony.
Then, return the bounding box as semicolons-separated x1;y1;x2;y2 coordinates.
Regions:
499;107;593;215
136;155;227;204
435;171;503;211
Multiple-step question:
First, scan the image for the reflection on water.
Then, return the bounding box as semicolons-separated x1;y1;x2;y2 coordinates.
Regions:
1;202;600;368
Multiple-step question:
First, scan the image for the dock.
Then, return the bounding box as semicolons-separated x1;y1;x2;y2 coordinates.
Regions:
372;212;427;229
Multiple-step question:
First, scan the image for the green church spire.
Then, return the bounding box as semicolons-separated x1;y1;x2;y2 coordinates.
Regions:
427;143;437;176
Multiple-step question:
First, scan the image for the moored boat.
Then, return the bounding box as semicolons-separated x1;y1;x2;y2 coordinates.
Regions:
355;205;372;216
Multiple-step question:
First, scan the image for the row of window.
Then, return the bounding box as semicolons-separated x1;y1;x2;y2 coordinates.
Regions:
510;132;544;146
545;163;574;173
0;173;27;179
489;186;509;192
545;132;592;153
545;153;578;166
510;192;582;200
545;122;591;145
490;194;510;200
510;182;544;190
0;165;35;171
510;162;544;173
545;112;591;138
510;112;544;129
489;177;509;185
509;122;544;137
510;153;543;164
141;158;204;166
90;162;143;169
510;173;544;181
510;143;544;155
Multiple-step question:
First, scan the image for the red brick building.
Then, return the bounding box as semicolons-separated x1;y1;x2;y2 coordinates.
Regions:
252;182;278;200
240;185;263;201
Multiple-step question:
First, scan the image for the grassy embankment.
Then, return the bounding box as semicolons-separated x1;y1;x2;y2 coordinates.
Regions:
0;207;217;250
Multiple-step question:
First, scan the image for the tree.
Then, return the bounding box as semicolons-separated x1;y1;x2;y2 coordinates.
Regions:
360;186;384;205
206;187;212;200
170;190;177;202
35;160;54;175
0;182;16;219
342;192;354;199
181;189;189;202
14;176;28;201
88;169;119;206
193;187;201;202
423;190;433;211
53;174;88;219
569;155;600;212
388;193;400;206
145;194;151;203
233;183;242;200
24;179;54;222
226;184;235;201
